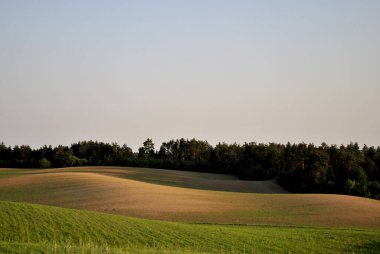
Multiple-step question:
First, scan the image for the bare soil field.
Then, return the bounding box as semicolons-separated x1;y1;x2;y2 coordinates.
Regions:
0;167;379;229
38;166;288;193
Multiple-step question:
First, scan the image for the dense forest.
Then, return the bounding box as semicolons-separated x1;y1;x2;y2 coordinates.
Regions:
0;139;379;199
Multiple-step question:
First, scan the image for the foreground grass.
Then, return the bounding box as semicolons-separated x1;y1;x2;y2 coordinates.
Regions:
0;201;379;253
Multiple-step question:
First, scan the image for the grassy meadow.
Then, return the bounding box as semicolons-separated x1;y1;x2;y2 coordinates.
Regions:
0;201;379;254
0;167;379;253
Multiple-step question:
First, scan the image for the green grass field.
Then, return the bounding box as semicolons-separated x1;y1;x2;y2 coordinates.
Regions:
0;167;380;253
0;201;379;254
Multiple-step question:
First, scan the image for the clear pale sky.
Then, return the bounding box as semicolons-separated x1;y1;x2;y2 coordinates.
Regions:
1;0;379;150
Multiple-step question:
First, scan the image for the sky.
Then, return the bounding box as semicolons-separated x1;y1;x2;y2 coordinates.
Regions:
0;0;379;150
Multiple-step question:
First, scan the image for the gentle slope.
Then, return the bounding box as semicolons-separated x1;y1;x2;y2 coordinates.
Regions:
0;167;380;228
0;201;379;253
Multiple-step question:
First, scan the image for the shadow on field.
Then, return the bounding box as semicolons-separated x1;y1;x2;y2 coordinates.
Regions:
351;240;380;253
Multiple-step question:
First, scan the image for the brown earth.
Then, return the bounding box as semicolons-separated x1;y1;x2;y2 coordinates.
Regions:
42;166;289;193
0;167;379;229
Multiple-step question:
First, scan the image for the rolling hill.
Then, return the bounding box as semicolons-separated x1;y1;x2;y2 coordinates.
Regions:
0;167;379;229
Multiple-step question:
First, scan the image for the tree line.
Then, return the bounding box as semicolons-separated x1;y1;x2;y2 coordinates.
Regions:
0;139;379;199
